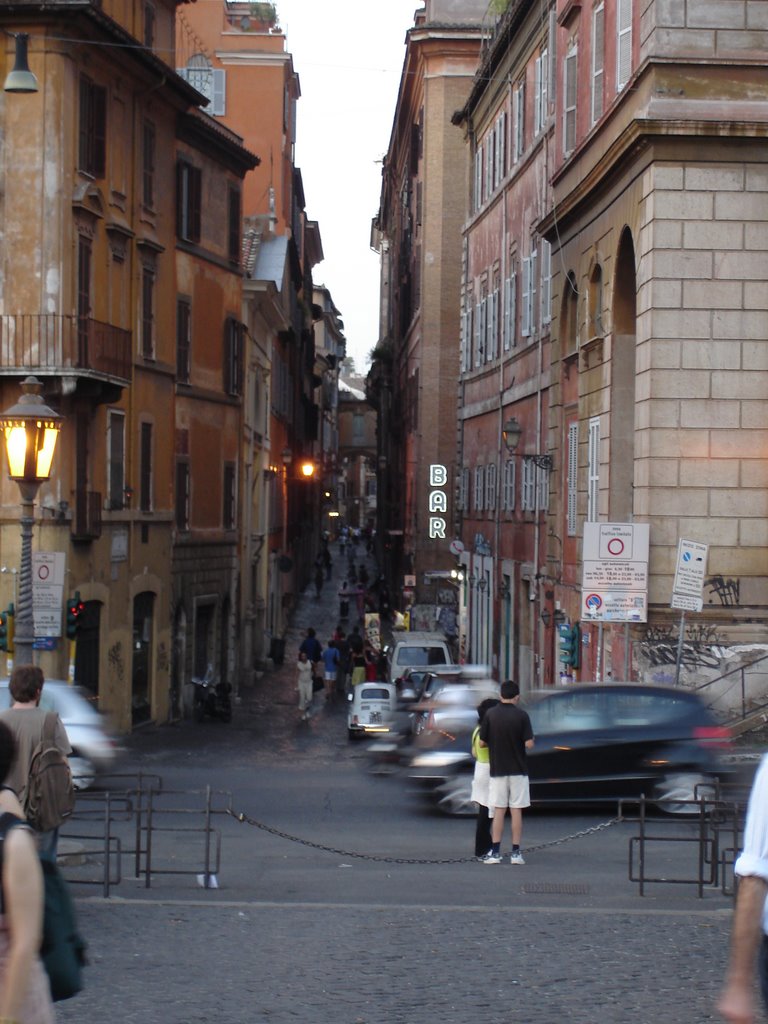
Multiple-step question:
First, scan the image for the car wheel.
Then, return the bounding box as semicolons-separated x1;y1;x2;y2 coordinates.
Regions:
69;754;96;791
652;773;715;815
434;776;475;817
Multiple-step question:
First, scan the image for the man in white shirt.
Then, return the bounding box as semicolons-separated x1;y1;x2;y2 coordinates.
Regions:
719;756;768;1023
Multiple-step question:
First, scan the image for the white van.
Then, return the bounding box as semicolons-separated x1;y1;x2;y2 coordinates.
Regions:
387;632;453;683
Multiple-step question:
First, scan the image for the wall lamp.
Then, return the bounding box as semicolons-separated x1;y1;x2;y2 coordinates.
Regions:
4;34;38;94
502;416;553;471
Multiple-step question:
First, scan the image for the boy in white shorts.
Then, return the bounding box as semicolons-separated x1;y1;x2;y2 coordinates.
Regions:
478;680;534;865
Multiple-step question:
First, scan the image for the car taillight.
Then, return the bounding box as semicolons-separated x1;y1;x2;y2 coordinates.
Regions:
693;725;732;748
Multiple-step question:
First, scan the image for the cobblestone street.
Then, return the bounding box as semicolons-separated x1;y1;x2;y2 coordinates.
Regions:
53;543;760;1024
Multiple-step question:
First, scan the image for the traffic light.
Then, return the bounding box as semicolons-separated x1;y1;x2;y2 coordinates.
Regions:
66;592;84;640
0;610;7;652
558;622;581;668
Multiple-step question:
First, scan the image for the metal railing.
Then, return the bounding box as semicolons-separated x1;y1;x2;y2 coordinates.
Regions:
0;313;132;383
692;651;768;724
61;773;230;896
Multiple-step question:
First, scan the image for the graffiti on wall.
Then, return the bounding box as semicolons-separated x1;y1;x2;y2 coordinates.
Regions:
705;575;740;606
156;641;169;673
639;623;725;670
108;640;124;683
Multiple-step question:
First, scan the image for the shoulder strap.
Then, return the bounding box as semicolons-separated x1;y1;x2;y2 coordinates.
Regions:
43;711;57;744
0;810;27;841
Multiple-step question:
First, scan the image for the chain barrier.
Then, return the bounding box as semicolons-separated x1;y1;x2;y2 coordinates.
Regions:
227;808;623;865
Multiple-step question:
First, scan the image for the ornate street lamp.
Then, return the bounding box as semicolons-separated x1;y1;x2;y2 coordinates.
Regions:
502;415;553;471
0;377;62;664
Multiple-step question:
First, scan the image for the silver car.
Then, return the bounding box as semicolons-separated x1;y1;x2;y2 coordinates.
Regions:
0;678;120;789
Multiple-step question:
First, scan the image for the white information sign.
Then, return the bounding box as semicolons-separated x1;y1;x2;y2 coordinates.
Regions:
582;591;648;622
671;593;704;613
672;539;708;599
32;551;66;638
581;523;650;622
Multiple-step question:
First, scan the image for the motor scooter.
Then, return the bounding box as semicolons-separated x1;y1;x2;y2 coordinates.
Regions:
192;664;233;723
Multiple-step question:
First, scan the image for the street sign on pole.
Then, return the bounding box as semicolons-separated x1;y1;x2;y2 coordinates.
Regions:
672;539;708;599
671;593;703;613
581;523;649;622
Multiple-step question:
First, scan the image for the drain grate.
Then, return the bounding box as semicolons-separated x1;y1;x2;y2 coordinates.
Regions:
521;882;591;895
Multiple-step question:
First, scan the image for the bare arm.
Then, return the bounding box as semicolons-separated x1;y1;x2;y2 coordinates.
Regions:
718;875;768;1023
0;827;44;1019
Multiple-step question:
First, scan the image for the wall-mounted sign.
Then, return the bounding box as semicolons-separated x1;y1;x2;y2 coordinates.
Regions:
428;464;448;539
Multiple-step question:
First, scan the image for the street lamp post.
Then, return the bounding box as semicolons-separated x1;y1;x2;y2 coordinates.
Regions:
0;377;62;665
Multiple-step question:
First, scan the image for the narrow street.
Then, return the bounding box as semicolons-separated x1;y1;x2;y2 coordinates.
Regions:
51;543;751;1024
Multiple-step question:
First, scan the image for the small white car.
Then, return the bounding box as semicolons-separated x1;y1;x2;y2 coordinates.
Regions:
347;682;397;740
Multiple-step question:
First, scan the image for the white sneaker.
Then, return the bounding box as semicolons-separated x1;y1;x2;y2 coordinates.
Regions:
483;852;502;864
509;852;525;865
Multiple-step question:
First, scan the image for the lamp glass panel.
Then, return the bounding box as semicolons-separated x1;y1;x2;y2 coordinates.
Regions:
3;425;29;478
36;424;60;478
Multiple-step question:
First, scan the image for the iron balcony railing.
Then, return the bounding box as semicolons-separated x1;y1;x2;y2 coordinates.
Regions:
0;314;132;383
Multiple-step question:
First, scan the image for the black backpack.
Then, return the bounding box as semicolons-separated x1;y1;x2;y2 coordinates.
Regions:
0;811;87;1001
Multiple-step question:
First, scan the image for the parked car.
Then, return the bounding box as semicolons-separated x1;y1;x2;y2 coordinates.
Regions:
347;682;398;740
0;678;121;789
406;683;733;816
386;632;452;684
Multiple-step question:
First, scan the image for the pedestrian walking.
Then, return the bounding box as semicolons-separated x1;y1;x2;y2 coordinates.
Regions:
323;546;332;580
0;664;72;858
321;642;340;702
338;581;351;620
350;649;366;688
335;630;350;694
471;698;500;860
296;653;313;720
314;563;324;598
354;582;366;622
718;754;768;1023
298;628;322;679
364;650;378;682
0;720;55;1023
478;680;534;865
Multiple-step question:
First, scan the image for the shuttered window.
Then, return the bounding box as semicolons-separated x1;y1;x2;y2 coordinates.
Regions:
503;273;516;351
617;0;632;91
521;458;536;511
567;420;578;535
513;81;525;163
564;43;578;155
503;459;516;511
485;463;497;511
591;3;605;125
587;417;600;521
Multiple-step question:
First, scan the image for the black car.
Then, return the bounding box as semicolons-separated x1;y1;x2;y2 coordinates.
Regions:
406;683;732;816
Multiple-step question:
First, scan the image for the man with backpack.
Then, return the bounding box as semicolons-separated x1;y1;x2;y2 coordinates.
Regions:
0;665;73;857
